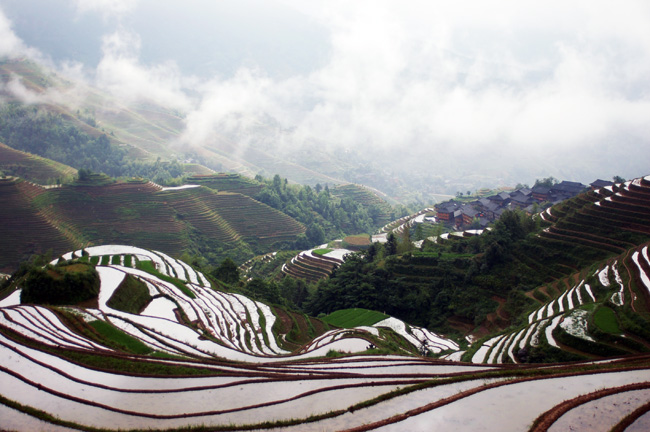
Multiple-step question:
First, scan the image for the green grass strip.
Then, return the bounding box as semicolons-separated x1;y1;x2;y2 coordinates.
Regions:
323;308;389;328
593;306;621;334
135;260;196;299
88;320;152;354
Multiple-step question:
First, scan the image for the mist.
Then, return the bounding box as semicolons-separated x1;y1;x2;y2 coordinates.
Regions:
1;0;649;193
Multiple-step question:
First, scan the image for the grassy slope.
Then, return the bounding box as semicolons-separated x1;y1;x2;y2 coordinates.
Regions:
185;173;263;197
323;308;390;328
0;142;77;184
0;177;305;271
0;177;78;272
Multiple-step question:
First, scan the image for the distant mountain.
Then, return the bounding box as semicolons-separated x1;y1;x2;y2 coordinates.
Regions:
0;59;356;188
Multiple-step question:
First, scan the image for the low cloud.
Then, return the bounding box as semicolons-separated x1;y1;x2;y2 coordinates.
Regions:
95;29;194;111
3;0;650;185
171;0;650;178
0;6;38;59
1;73;87;110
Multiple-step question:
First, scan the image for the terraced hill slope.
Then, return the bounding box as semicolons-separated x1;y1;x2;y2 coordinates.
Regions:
161;185;304;247
0;178;305;271
1;245;649;431
0;142;77;184
185;173;264;196
282;248;351;283
463;176;650;364
0;177;77;271
331;183;395;226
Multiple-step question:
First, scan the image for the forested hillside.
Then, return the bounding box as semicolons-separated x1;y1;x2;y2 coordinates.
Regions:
0;103;186;184
307;179;650;364
254;174;406;247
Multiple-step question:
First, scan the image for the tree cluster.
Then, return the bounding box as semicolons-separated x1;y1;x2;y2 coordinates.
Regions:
20;262;100;305
306;210;541;334
254;174;384;249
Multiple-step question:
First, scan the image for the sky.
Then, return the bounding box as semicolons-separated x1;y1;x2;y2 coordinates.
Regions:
0;0;649;188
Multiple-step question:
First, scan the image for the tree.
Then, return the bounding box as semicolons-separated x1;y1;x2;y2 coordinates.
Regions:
398;226;415;254
77;168;92;181
533;177;558;188
293;234;311;250
386;233;398;255
212;258;240;284
21;263;100;305
613;175;626;183
273;174;282;192
306;224;326;245
415;223;424;241
245;278;280;303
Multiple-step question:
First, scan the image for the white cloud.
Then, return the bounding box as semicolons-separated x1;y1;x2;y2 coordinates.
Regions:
80;0;650;162
94;29;194;111
5;0;648;183
73;0;137;18
0;6;35;58
0;72;88;111
273;0;650;162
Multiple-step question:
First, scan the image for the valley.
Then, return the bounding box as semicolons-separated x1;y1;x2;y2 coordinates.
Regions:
1;29;650;431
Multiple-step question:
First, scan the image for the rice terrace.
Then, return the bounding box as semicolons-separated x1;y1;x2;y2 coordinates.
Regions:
2;214;650;431
1;3;650;430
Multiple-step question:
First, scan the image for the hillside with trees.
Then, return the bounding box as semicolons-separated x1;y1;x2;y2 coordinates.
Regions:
306;178;650;363
254;174;405;248
0;103;187;185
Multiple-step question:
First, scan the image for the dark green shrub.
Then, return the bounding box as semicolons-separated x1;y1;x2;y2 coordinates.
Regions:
20;263;100;305
106;274;152;314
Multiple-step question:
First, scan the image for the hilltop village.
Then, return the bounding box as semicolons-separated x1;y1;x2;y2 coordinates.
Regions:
434;179;613;229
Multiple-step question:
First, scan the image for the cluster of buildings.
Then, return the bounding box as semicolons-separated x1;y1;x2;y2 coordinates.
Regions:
434;179;611;229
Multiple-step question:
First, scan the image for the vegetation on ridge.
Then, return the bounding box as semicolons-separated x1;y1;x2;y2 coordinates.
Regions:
254;174;405;248
20;261;100;305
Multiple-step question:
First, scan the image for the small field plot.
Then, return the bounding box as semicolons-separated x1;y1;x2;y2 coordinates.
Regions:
593;306;621;334
323;308;389;328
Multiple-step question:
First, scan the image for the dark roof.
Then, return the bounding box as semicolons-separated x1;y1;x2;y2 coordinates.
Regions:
551;181;588;194
488;192;511;202
524;204;537;213
461;206;479;218
591;179;614;188
511;194;534;204
511;188;532;197
478;198;500;211
532;186;551;194
436;201;460;212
